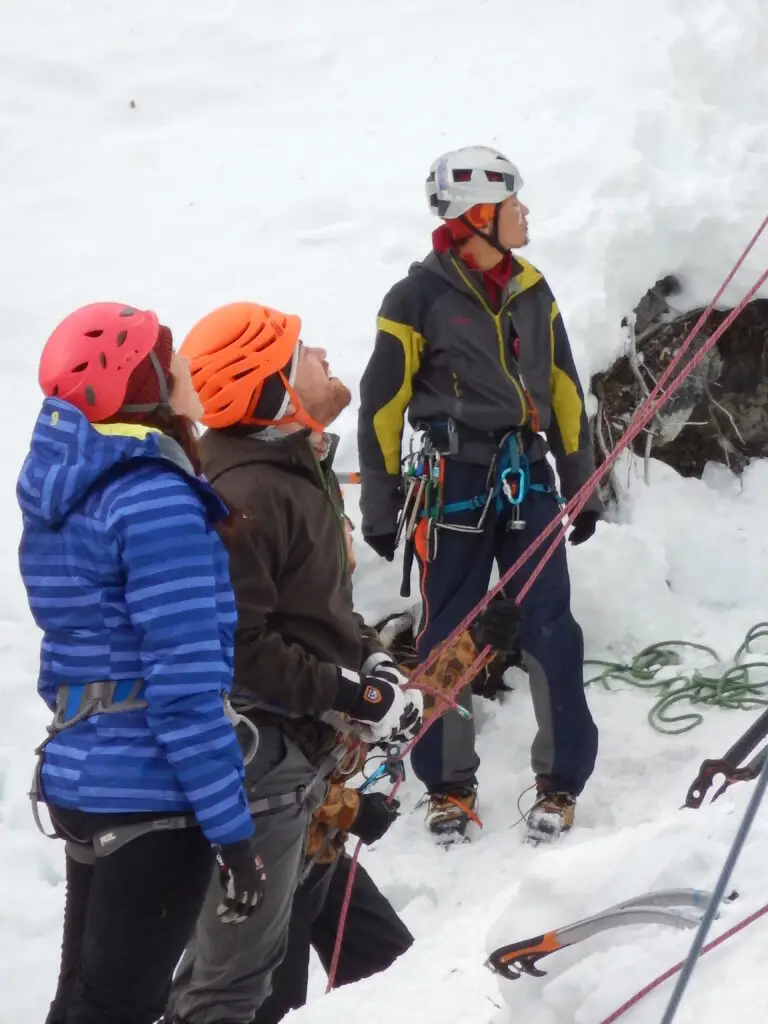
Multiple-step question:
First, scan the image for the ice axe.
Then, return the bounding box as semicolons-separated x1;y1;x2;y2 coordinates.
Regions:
486;889;734;981
685;707;768;809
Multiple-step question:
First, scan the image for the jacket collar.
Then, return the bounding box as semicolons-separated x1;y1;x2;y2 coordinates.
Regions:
201;426;340;490
416;248;543;308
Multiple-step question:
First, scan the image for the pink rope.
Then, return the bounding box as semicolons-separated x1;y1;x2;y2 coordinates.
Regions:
600;902;768;1023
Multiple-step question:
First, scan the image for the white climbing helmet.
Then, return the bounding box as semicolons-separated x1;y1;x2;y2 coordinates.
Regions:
425;146;524;220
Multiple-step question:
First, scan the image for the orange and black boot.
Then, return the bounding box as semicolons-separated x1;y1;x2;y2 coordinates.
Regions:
425;785;482;846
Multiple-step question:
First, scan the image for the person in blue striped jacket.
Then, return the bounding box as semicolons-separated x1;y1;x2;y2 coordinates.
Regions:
17;303;264;1024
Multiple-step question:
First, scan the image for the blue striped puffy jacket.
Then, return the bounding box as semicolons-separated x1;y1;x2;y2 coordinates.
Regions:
17;398;254;846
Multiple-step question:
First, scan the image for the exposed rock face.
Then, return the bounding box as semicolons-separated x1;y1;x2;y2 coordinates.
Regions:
591;286;768;492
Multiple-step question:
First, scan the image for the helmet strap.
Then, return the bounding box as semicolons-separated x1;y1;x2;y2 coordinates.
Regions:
458;205;508;258
120;350;173;415
242;370;326;435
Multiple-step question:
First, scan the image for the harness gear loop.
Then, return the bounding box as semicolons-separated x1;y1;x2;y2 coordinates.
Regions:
418;426;560;537
30;680;261;842
394;422;563;596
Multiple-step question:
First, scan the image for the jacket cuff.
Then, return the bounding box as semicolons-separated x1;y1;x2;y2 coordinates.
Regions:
331;666;362;712
360;651;393;675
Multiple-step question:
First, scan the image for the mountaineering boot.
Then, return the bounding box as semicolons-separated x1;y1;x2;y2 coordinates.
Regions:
425;785;482;846
525;790;576;845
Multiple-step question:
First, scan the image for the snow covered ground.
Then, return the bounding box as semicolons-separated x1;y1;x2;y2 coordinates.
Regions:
1;0;767;1020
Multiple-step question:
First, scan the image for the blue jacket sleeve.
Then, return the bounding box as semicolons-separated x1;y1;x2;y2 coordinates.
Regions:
108;470;254;846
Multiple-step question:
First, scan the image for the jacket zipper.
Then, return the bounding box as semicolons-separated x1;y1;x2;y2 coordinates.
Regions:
310;451;349;575
450;257;528;424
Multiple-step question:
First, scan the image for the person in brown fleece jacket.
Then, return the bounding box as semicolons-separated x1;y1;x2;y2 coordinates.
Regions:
165;303;424;1024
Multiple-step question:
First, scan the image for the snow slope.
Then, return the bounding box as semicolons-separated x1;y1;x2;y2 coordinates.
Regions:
1;0;767;1020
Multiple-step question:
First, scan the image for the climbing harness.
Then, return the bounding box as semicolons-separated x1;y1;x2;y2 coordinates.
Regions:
396;422;561;596
486;888;730;981
584;623;768;735
29;679;261;845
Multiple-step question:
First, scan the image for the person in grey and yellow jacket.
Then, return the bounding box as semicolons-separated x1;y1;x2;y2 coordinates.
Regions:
357;146;601;845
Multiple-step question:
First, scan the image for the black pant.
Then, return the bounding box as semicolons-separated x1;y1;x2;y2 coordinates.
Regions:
45;809;214;1024
254;852;414;1024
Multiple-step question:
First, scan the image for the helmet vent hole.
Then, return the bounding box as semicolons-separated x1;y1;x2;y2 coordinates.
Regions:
72;362;89;373
119;307;137;317
485;170;504;182
99;352;107;369
84;385;97;406
116;330;127;346
51;385;59;396
85;329;103;338
452;169;472;182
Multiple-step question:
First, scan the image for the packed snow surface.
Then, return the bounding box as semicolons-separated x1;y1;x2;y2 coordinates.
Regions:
1;0;766;1020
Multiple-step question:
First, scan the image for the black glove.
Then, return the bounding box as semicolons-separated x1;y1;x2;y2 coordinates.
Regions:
471;597;521;655
350;792;401;844
568;510;600;546
365;533;397;562
216;836;267;925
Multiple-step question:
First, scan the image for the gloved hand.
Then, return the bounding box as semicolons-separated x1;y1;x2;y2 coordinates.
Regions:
340;653;423;745
471;597;521;655
568;510;600;546
216;836;267;925
350;792;401;844
364;533;397;562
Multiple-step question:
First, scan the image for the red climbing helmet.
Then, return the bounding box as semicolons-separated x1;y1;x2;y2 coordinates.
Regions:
38;303;162;422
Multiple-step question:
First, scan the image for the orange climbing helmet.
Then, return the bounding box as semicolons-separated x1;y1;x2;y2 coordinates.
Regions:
181;302;322;431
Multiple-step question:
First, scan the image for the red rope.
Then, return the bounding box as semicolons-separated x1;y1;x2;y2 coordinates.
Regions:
326;772;405;991
600;901;768;1023
326;218;767;993
516;259;768;608
325;837;363;992
409;249;768;697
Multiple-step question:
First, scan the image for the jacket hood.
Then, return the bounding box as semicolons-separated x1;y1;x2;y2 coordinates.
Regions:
17;398;225;527
201;427;340;489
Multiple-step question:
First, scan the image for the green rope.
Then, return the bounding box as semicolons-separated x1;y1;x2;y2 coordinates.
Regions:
584;623;768;735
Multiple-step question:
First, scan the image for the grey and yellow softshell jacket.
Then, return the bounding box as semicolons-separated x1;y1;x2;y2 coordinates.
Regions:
358;249;602;538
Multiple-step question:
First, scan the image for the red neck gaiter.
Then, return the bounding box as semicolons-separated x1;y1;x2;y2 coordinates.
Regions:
432;226;513;308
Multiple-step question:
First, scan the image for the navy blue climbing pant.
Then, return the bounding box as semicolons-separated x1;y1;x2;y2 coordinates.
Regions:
412;457;598;797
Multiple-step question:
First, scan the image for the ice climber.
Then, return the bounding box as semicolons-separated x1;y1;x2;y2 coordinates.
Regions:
357;146;602;845
164;302;424;1024
18;303;261;1024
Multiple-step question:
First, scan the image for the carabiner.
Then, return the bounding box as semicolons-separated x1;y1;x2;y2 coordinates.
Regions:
501;466;527;506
